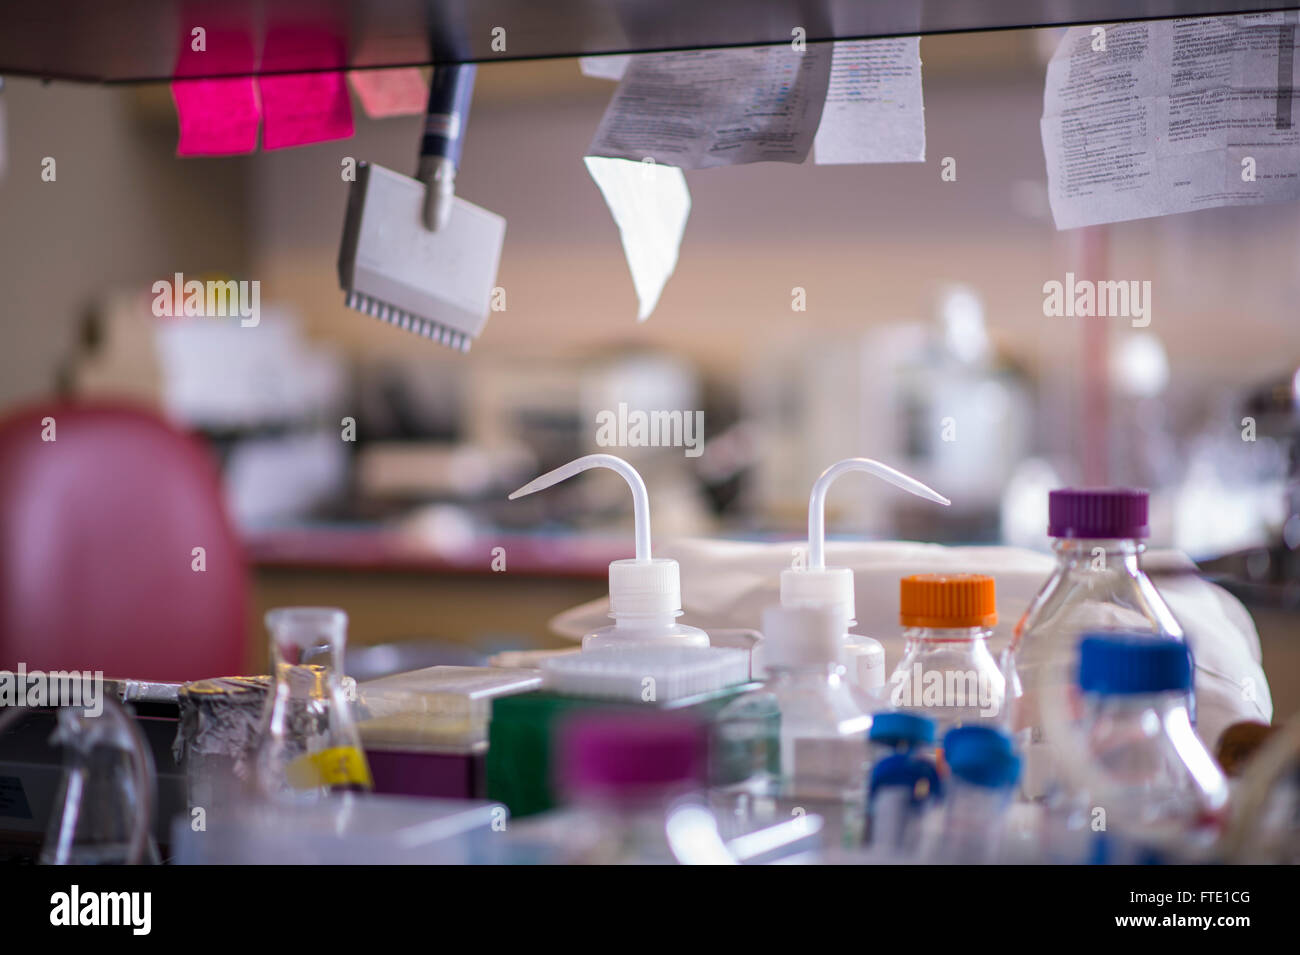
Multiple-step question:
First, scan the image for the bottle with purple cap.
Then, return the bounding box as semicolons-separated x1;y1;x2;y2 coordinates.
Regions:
552;712;726;864
1006;487;1184;800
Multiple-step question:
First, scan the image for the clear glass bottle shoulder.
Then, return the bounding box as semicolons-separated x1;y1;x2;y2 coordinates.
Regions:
887;627;1007;731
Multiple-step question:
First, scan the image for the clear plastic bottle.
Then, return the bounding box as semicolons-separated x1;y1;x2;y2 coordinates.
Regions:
781;458;950;695
554;712;725;865
251;607;372;800
866;753;941;856
1068;633;1227;850
885;574;1006;735
935;725;1021;863
714;604;874;843
509;454;709;651
1008;487;1183;798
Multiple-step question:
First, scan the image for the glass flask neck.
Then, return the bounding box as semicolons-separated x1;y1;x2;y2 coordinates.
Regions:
266;612;348;724
267;611;346;670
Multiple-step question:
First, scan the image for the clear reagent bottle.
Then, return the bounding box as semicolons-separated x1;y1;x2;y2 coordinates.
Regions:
866;752;942;857
886;574;1006;735
1071;633;1227;846
781;457;949;694
936;725;1021;863
718;602;876;834
510;454;709;651
1008;487;1184;798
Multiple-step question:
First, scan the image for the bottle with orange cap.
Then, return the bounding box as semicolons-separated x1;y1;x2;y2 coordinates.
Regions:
885;574;1007;736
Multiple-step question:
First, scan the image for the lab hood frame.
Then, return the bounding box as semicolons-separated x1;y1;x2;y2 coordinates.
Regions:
1;1;1298;83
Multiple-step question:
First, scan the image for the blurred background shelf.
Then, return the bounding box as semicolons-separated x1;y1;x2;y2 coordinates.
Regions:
2;0;1299;82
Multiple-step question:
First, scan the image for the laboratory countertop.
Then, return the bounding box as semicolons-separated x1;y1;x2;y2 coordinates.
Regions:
243;527;618;580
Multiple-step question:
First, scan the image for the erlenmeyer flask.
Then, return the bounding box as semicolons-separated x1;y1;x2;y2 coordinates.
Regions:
251;607;372;800
41;698;159;865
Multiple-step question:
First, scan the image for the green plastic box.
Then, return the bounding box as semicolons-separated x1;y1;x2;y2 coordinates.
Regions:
486;683;763;818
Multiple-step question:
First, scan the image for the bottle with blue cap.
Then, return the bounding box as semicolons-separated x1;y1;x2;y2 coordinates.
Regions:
936;725;1020;863
1068;632;1227;848
1008;487;1185;800
868;711;938;767
866;752;942;856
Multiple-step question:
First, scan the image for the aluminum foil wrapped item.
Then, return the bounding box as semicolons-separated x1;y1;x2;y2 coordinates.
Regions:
173;673;360;765
174;672;361;813
173;676;271;812
173;676;270;765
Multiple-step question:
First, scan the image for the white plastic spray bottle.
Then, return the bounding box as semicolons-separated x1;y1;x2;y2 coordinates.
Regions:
510;453;710;651
780;458;950;693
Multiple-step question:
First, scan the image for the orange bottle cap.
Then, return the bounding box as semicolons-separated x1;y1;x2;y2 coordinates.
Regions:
899;573;997;629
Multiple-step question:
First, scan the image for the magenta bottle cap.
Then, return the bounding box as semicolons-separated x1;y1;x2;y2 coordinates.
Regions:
558;713;705;797
1048;487;1149;539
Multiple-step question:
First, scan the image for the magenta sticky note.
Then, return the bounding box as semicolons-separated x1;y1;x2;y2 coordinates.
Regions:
348;68;428;119
259;72;354;149
172;78;261;156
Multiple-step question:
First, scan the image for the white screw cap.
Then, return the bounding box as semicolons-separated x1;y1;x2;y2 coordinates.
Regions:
780;566;855;622
609;558;681;616
760;604;844;668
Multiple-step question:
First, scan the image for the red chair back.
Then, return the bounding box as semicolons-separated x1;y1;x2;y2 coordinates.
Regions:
0;402;247;682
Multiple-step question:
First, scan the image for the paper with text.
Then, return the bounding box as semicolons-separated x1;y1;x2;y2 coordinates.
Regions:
1042;14;1300;229
814;38;926;164
587;45;832;169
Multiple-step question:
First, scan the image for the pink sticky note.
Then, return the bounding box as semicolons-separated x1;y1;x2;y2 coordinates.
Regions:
259;72;354;149
348;68;428;118
172;78;261;155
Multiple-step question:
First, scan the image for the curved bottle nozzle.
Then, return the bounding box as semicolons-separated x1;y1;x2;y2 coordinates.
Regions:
510;453;652;561
511;453;684;620
806;458;949;570
782;458;949;622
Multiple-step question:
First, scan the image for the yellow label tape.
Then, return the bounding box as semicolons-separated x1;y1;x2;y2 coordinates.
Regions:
286;746;373;790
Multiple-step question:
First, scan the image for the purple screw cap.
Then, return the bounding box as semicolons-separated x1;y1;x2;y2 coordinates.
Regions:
558;713;705;797
1048;487;1149;539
